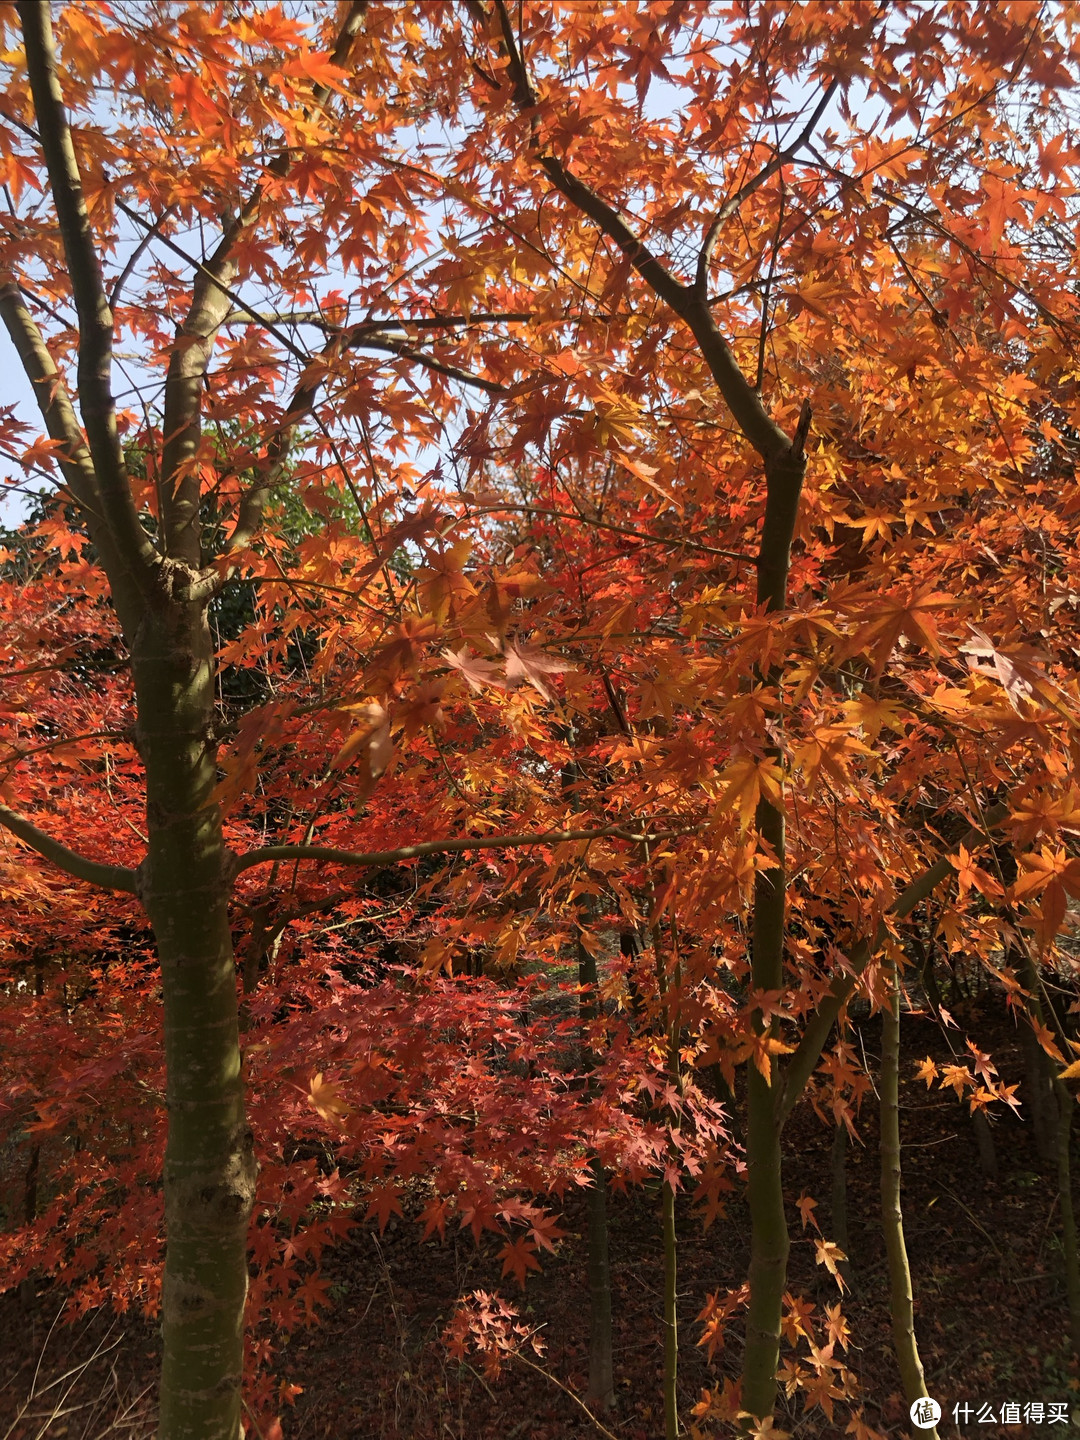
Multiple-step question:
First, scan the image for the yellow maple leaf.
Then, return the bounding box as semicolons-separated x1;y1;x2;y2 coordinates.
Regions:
814;1238;849;1292
306;1073;351;1124
718;755;785;830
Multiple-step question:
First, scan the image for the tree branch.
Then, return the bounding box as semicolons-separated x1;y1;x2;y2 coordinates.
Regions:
694;78;838;297
113;202;310;365
0;803;140;894
153;1;369;566
449;503;754;561
349;333;507;392
774;802;1011;1129
233;824;678;879
201;327;506;592
216;364;325;566
0;276;99;504
17;0;157;583
489;0;686;313
157;230;256;565
108;203;178;312
0;275;147;634
221;310;534;333
479;0;794;468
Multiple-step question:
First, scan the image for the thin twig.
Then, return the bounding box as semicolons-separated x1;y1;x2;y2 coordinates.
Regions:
511;1350;621;1440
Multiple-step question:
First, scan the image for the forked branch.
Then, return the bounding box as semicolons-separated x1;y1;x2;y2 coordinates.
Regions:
694;78;838;296
480;0;796;469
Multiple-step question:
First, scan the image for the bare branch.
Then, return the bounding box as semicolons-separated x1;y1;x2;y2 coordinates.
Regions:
108;203;177;312
353;311;534;332
1;729;129;778
113;202;310;366
222;310;534;333
0;802;140;894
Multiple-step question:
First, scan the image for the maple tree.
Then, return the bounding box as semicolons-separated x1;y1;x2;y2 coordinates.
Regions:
3;3;1080;1439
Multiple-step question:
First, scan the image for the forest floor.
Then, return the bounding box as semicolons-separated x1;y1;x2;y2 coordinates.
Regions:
1;994;1077;1440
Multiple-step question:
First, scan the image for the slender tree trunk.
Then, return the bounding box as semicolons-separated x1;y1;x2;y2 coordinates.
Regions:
971;1107;998;1181
584;1158;615;1412
621;929;645;1021
741;794;791;1424
484;23;815;1424
1012;951;1078;1355
738;424;807;1424
880;967;937;1436
913;929;942;1015
19;957;45;1310
1055;1079;1080;1361
577;935;614;1413
23;1141;40;1225
133;606;256;1440
830;1119;852;1289
19;1141;41;1311
1019;1009;1058;1164
661;1178;679;1440
646;855;682;1440
742;1066;789;1422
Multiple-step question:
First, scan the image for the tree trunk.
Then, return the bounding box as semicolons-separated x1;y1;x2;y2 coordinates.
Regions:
737;424;807;1424
1012;952;1078;1356
741;796;791;1424
1055;1080;1080;1362
830;1119;853;1290
19;1141;41;1311
577;936;614;1413
913;929;942;1015
584;1159;615;1413
661;1177;679;1440
880;969;937;1436
971;1107;998;1181
1019;1013;1058;1165
485;28;812;1424
646;855;682;1440
133;605;256;1440
742;1065;789;1422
